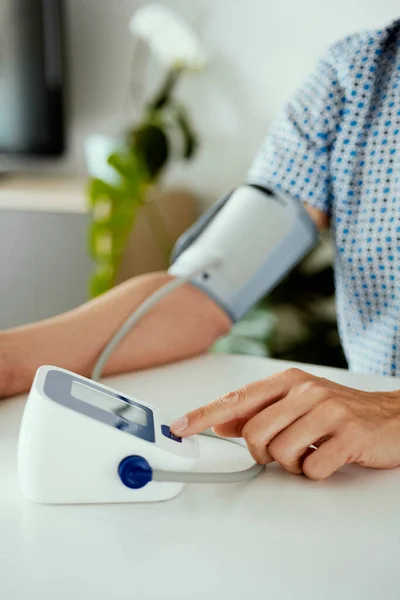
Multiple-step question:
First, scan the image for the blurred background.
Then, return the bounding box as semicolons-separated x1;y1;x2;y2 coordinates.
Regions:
0;0;399;368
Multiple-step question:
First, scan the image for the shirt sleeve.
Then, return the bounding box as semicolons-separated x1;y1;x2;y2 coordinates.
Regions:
246;48;344;216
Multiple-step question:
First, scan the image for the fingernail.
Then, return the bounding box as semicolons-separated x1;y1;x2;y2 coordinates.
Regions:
170;416;188;433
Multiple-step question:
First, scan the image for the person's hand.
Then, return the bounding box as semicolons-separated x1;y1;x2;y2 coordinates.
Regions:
170;368;400;480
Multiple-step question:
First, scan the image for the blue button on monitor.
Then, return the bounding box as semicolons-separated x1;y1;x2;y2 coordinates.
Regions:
118;455;152;489
161;424;182;443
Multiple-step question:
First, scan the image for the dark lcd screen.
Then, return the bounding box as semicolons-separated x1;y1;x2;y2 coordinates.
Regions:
0;0;65;155
43;368;156;443
71;381;148;427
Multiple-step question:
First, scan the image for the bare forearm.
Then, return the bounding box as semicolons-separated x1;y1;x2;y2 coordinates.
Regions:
0;272;231;397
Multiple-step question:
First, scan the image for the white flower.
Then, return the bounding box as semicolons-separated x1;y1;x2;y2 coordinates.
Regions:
129;4;205;71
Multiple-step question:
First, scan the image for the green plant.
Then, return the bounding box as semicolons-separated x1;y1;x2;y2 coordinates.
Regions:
87;69;198;298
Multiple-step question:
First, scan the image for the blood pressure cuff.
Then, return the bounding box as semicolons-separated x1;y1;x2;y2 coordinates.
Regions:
169;185;318;322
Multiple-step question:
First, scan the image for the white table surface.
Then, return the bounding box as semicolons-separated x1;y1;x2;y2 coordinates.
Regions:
1;353;400;600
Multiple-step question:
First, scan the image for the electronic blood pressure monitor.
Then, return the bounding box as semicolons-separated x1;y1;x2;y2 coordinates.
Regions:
18;365;263;505
18;366;199;504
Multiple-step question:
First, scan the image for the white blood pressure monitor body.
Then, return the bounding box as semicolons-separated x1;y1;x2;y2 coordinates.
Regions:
18;366;199;504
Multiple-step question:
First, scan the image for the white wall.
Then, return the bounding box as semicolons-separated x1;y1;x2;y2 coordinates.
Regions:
57;0;400;200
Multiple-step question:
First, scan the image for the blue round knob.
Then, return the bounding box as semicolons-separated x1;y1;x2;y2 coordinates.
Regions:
118;455;152;489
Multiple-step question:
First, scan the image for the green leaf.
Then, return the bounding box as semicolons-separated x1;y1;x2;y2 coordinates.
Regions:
129;123;169;180
174;103;198;160
107;152;148;193
88;178;120;207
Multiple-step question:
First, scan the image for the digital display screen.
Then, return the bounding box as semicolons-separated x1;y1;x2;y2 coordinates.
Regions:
71;381;147;427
